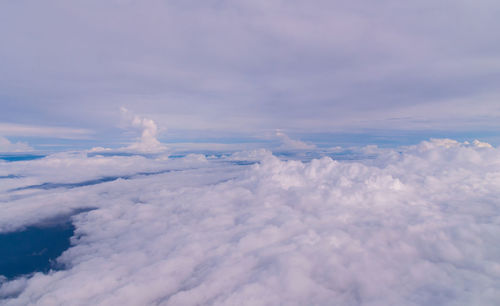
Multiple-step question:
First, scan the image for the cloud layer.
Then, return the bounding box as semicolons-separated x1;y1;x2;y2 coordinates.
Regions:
1;139;499;305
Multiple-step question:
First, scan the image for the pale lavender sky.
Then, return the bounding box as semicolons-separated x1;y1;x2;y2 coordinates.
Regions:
1;0;500;149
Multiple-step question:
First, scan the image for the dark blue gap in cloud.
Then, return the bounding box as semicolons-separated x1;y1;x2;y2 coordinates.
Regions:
229;161;257;166
86;152;145;157
0;175;22;179
0;209;92;281
9;169;182;192
272;150;377;162
0;155;45;162
0;223;73;280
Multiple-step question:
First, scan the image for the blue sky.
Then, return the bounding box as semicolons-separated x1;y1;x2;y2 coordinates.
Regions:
1;0;500;151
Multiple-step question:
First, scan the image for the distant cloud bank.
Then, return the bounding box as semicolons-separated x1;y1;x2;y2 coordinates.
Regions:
0;136;32;153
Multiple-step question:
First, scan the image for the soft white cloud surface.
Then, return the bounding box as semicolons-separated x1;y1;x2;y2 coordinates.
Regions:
1;139;499;305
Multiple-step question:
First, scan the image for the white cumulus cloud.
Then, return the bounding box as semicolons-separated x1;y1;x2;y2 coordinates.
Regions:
113;108;167;153
0;136;33;153
276;130;316;150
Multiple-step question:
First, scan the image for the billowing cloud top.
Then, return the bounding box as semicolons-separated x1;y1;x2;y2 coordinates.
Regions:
117;107;167;153
0;137;32;153
1;139;499;305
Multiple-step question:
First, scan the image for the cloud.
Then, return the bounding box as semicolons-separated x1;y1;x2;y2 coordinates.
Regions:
0;137;33;152
472;139;493;148
275;130;316;150
1;139;500;305
117;108;167;153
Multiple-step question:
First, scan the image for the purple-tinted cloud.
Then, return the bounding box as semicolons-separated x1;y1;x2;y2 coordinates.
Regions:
1;0;499;143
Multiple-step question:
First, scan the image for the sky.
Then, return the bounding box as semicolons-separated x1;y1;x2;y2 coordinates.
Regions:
1;0;500;151
1;3;500;302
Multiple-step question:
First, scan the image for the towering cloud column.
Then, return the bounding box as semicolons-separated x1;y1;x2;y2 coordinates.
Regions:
121;107;167;153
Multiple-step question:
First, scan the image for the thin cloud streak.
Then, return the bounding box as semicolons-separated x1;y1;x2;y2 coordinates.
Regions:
0;123;93;140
